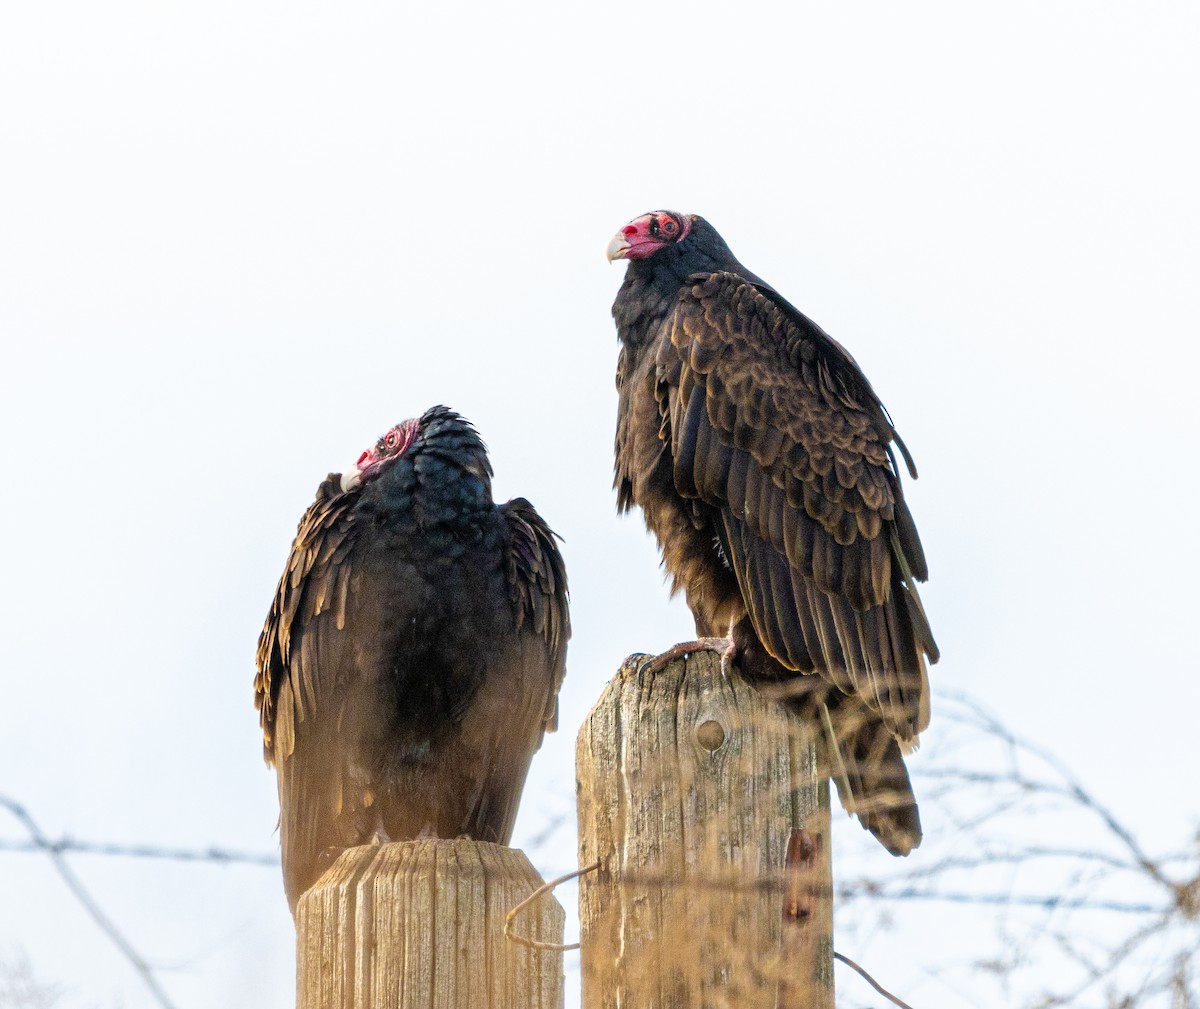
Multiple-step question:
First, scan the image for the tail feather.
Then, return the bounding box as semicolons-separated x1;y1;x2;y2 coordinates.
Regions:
818;697;922;856
733;616;923;856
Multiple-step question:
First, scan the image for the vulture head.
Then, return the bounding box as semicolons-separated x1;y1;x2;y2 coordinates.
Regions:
339;418;420;493
605;210;693;261
336;406;493;501
606;210;754;286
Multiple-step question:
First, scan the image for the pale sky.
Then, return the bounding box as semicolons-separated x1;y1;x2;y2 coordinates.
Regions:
2;2;1198;1007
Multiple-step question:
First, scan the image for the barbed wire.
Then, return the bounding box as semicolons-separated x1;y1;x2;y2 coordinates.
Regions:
2;827;1179;914
0;830;1171;917
0;836;278;866
3;687;1196;1008
0;794;178;1009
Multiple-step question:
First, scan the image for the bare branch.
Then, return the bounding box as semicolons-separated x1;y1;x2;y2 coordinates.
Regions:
835;951;915;1009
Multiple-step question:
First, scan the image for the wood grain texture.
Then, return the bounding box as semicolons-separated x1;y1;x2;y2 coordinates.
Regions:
576;651;833;1009
295;839;564;1009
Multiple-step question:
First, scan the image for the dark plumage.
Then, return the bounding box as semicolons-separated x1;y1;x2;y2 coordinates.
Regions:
608;211;937;855
255;406;569;910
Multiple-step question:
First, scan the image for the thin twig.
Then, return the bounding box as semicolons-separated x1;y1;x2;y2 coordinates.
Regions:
866;846;1142;879
504;860;600;952
835;951;915;1009
0;794;178;1009
940;692;1172;889
1046;911;1174;1006
836;885;1162;914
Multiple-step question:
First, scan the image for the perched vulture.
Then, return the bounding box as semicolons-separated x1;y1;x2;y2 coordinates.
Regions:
608;211;938;855
255;406;569;910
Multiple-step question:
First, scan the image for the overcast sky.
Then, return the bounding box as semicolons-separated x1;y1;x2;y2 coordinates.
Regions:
2;2;1198;1007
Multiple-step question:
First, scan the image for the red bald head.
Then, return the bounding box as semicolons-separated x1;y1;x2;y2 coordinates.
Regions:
339;418;421;493
606;211;693;262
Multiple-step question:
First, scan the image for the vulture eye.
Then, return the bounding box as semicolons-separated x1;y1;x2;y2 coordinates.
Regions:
385;431;401;450
660;216;679;238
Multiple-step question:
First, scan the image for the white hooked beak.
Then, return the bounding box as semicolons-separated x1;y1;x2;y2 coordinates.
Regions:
339;467;362;493
606;234;631;262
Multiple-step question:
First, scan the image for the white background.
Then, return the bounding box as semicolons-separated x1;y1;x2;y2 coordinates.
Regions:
1;2;1197;1006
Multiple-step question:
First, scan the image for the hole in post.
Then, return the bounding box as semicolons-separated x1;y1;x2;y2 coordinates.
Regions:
695;719;726;752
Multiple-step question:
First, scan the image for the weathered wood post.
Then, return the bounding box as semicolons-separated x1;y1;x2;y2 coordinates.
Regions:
576;651;833;1008
295;838;564;1009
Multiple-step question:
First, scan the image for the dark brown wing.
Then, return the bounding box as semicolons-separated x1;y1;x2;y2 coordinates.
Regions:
657;272;937;741
254;475;359;766
499;497;570;735
254;475;366;907
436;498;570;853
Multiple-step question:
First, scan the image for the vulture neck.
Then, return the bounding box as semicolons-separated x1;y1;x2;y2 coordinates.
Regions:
361;433;494;532
612;236;762;353
612;257;690;352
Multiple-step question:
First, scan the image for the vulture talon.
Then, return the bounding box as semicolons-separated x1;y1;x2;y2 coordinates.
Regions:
636;637;734;677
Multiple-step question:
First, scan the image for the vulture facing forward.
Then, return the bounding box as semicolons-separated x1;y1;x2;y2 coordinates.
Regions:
255;406;569;910
608;212;938;855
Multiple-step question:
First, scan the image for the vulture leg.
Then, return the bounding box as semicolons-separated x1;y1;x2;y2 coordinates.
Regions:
636;637;737;677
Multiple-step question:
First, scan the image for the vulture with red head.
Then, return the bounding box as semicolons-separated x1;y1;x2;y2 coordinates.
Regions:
255;406;569;910
608;211;937;855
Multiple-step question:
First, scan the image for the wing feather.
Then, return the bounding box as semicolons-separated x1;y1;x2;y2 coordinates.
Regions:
499;498;571;734
765;544;811;671
674;380;707;498
254;475;360;764
660;272;936;738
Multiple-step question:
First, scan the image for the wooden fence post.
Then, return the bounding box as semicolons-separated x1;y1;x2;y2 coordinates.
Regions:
295;838;564;1009
576;651;834;1009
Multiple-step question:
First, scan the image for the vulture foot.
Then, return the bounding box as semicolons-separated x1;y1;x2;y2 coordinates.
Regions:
637;638;735;678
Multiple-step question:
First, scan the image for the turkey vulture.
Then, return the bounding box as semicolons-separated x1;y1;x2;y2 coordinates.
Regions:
255;406;569;910
608;211;937;855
